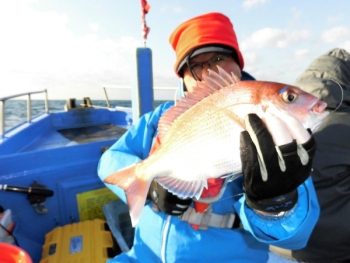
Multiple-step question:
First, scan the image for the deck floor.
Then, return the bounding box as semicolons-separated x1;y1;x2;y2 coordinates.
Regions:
58;124;127;144
21;124;127;152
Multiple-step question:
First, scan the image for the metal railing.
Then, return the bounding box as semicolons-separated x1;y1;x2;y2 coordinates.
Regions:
102;86;178;109
0;89;49;138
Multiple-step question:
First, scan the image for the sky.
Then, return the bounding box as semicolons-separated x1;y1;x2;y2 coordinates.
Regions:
1;0;350;101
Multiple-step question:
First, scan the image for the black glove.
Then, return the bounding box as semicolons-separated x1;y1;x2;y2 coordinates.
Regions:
240;114;316;212
148;179;192;216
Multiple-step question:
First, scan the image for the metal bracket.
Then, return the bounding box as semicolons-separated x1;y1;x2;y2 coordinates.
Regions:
27;181;53;214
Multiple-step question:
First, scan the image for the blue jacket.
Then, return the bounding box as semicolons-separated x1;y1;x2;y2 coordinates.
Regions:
98;101;320;263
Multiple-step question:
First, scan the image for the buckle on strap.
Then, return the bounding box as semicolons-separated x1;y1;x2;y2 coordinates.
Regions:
180;206;238;230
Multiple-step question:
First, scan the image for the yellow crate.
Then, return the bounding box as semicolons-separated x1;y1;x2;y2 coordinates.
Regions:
40;219;115;263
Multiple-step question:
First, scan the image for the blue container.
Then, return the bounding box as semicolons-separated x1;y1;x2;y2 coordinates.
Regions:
103;200;135;252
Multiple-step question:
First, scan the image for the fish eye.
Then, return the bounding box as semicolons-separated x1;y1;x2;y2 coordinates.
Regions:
282;91;297;102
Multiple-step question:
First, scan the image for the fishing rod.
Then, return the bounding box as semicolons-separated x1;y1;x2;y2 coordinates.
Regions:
0;182;54;214
0;184;53;197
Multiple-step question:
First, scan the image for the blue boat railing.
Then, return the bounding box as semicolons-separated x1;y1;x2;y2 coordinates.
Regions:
101;85;178;115
0;86;177;137
0;89;49;138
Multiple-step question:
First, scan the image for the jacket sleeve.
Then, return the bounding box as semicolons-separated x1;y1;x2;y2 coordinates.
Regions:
97;102;174;203
235;176;320;250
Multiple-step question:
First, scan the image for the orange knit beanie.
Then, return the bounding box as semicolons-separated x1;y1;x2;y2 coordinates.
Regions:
169;12;244;76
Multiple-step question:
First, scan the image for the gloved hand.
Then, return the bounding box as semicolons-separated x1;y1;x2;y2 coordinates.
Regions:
148;179;192;216
240;113;316;213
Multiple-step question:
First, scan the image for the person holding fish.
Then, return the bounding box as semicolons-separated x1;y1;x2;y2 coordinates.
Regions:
98;12;326;263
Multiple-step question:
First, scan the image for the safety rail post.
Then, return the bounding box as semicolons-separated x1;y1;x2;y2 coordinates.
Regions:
27;94;32;123
0;89;48;136
44;90;49;113
103;87;111;108
0;100;4;138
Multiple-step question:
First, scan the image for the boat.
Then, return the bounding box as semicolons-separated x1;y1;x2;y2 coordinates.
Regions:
0;87;141;262
0;0;178;259
0;1;162;260
0;23;180;260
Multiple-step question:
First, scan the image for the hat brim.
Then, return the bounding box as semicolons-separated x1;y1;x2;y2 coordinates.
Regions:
177;46;234;73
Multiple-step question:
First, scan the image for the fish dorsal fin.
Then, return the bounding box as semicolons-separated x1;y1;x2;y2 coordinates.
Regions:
157;66;239;141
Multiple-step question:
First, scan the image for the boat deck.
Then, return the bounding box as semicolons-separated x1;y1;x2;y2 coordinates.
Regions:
0;106;134;263
21;124;127;152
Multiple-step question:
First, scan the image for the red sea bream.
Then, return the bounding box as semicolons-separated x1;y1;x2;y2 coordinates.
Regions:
104;67;329;226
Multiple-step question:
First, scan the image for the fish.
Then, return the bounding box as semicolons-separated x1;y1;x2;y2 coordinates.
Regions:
104;67;329;226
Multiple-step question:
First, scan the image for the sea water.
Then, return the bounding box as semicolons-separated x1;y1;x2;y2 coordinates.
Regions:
3;100;167;131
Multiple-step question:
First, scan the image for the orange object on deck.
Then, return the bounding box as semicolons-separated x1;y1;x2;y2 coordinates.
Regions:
0;242;33;263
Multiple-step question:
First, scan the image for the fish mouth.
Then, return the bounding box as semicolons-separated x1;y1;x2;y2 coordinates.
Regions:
308;99;329;132
311;99;327;113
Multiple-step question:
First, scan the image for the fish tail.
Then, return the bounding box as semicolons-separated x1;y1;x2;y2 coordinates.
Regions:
104;165;151;227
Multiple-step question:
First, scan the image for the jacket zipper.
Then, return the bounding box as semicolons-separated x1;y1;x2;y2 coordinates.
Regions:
161;215;171;263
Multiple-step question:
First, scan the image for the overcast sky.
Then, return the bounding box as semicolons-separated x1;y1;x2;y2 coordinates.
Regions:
1;0;349;100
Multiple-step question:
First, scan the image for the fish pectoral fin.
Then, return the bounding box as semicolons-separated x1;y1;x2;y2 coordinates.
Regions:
156;176;205;200
104;165;151;227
